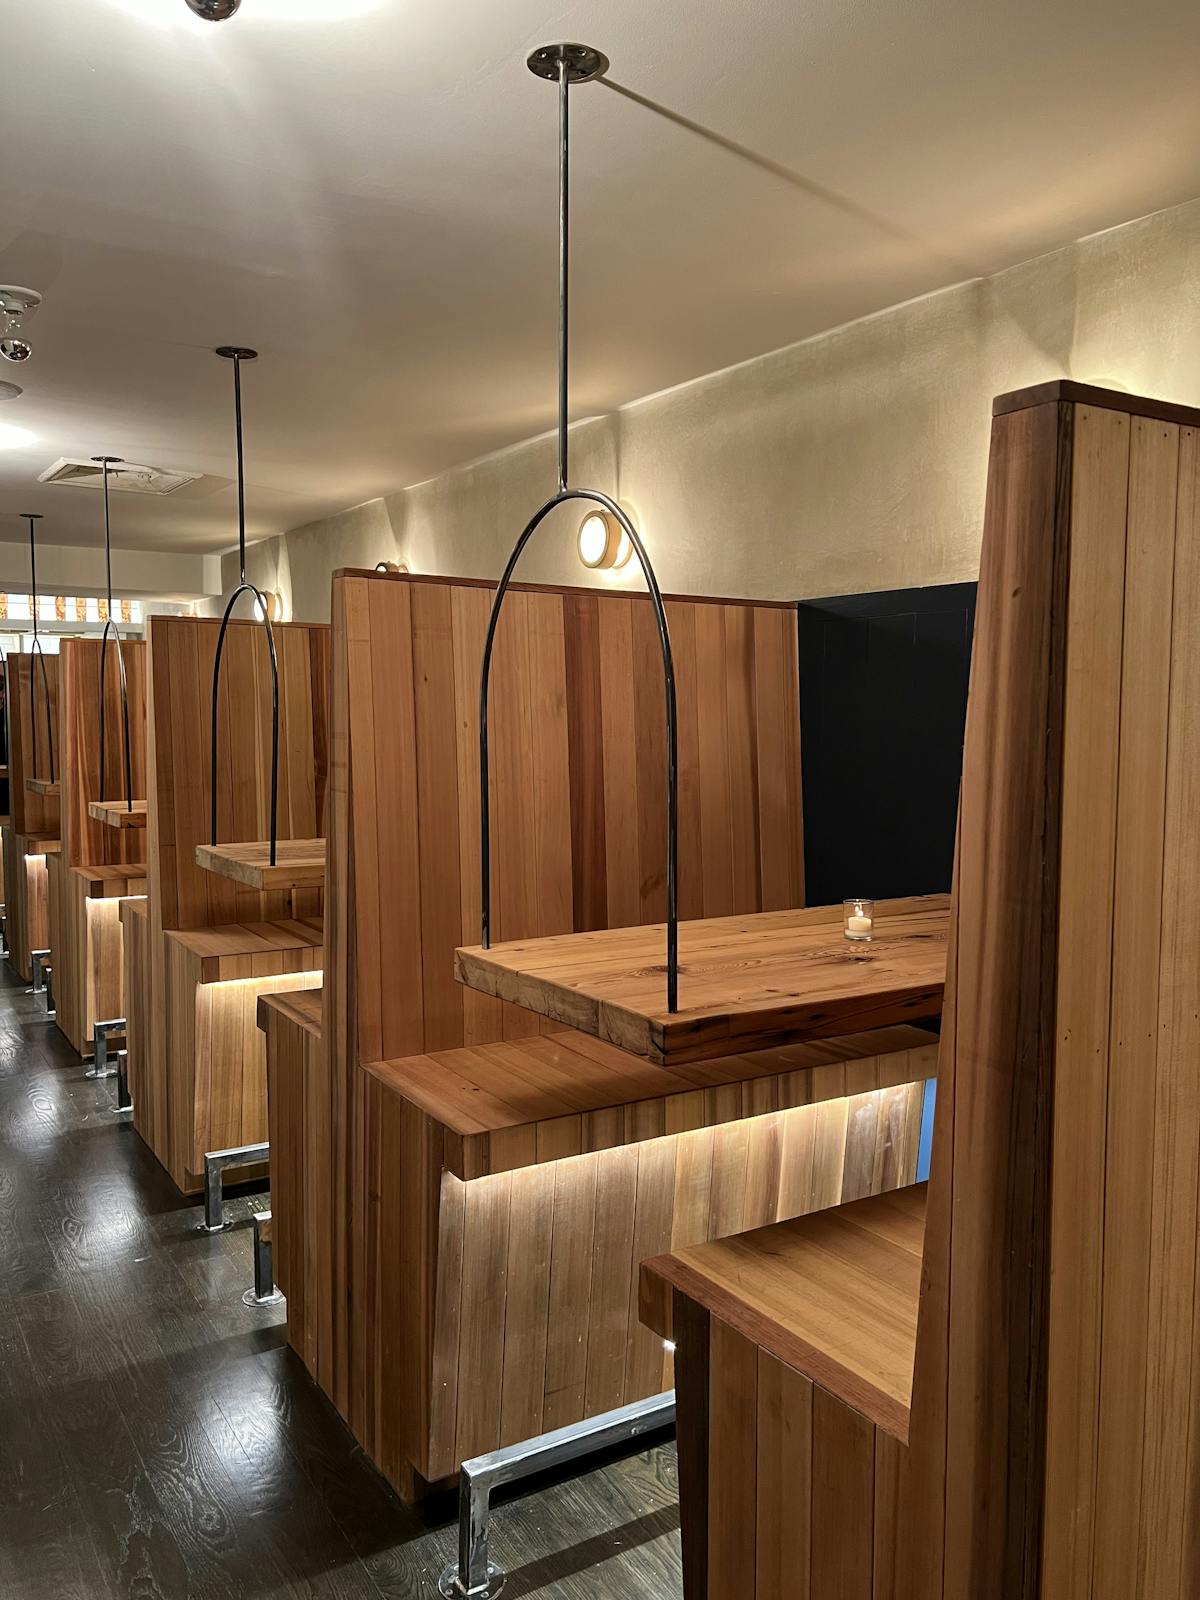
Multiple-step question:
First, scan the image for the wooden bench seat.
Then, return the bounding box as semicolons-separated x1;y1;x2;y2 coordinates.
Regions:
258;985;322;1036
366;1023;938;1180
70;861;148;896
642;1185;925;1441
165;916;323;983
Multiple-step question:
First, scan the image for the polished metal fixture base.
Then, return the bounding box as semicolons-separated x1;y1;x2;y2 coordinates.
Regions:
29;949;50;997
438;1390;675;1600
197;1140;270;1232
112;1050;133;1114
526;42;608;83
215;345;258;362
86;1017;126;1080
242;1210;284;1306
90;455;124;465
437;1560;505;1600
19;511;43;519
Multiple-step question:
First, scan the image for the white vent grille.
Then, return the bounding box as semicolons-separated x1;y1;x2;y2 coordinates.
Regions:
37;457;200;495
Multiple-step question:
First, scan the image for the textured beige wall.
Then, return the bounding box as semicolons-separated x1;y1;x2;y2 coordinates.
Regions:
213;197;1200;622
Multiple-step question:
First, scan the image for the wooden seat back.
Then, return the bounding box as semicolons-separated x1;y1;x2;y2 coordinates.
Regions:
323;570;805;1431
5;652;61;837
907;382;1200;1598
139;614;330;1189
146;614;329;934
59;636;147;870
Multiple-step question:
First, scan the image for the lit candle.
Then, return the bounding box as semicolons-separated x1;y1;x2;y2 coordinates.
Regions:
843;898;875;941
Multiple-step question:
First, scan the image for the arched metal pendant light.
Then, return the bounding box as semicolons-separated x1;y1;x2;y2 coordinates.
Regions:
22;512;55;784
208;346;280;866
94;455;135;812
478;44;680;1011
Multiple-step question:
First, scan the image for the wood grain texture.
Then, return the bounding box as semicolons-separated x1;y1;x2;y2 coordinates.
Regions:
5;653;61;838
456;897;948;1065
194;838;325;891
44;639;149;1054
270;572;819;1498
88;799;147;829
139;616;330;1194
649;387;1200;1599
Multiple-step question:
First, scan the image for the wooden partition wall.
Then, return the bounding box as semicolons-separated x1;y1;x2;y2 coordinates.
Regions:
262;571;938;1501
135;615;328;1193
47;637;148;1054
2;654;61;981
641;381;1200;1599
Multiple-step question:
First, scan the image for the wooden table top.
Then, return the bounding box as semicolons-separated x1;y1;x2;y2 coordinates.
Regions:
364;1021;938;1181
456;896;949;1066
25;778;59;797
641;1184;927;1440
194;838;326;891
88;799;148;829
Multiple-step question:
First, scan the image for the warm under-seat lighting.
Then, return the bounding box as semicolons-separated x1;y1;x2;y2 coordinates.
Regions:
577;509;632;571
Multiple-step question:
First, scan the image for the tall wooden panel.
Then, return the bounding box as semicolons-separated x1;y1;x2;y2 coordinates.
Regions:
139;615;330;1192
3;654;61;979
644;382;1200;1600
52;638;149;1054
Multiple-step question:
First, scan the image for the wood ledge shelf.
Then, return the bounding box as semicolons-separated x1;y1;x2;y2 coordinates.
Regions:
88;798;148;829
194;838;326;891
70;862;148;895
25;778;59;797
641;1184;926;1440
363;1021;938;1181
257;986;323;1038
456;895;949;1066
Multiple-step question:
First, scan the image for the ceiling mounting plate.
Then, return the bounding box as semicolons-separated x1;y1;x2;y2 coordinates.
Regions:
215;346;258;361
527;43;609;84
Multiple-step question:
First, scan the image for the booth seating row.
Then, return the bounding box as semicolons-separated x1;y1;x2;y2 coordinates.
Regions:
46;637;148;1056
123;616;328;1194
2;653;61;982
625;382;1200;1598
259;571;943;1500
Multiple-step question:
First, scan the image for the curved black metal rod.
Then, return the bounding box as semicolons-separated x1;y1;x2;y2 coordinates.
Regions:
210;582;280;867
28;635;55;786
97;618;134;810
478;487;679;1011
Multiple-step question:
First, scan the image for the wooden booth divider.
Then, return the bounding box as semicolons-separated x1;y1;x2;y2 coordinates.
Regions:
46;637;148;1056
133;615;328;1195
259;570;940;1502
640;380;1200;1599
2;653;61;982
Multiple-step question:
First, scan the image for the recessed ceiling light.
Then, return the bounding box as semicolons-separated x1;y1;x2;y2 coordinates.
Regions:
0;423;36;450
0;381;22;400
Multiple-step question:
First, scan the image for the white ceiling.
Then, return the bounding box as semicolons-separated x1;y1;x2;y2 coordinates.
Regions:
2;0;1199;556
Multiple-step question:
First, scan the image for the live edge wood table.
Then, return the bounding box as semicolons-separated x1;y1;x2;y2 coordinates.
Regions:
194;839;326;892
88;798;148;830
456;896;948;1065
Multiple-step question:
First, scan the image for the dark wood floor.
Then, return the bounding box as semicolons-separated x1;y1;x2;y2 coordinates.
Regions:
0;964;682;1599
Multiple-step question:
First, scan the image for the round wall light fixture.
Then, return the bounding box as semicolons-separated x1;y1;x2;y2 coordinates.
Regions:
577;508;632;571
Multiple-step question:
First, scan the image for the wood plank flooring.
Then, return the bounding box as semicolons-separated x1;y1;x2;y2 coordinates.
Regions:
0;965;682;1599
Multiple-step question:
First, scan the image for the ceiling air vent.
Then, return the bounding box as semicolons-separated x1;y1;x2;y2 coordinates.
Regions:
37;457;200;495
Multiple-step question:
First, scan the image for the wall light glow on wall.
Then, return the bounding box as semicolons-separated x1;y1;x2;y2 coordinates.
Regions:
577;509;632;572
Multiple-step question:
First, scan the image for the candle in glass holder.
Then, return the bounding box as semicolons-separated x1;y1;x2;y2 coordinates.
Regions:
843;897;874;941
